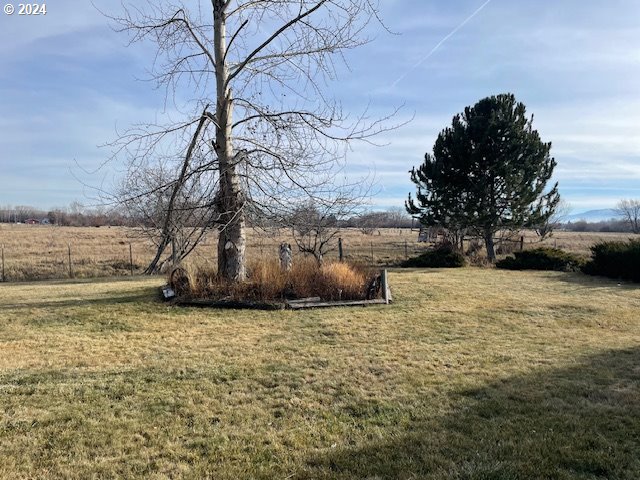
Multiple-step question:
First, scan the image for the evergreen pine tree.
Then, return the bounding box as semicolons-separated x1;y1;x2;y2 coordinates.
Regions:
407;93;560;261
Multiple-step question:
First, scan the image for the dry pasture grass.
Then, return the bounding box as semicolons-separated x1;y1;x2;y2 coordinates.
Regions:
536;230;637;255
0;223;636;282
0;269;639;478
0;225;421;282
0;225;156;281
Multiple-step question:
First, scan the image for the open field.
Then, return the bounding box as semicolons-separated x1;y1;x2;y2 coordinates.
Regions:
0;225;421;281
0;223;636;282
1;269;639;478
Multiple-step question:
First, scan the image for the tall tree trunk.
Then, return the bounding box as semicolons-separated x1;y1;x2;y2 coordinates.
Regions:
214;0;246;281
484;229;496;263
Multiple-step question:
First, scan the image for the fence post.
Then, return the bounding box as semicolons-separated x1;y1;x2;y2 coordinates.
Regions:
1;244;5;282
370;241;374;264
129;243;134;276
404;239;408;260
68;244;73;278
520;236;524;251
381;269;391;304
338;237;344;262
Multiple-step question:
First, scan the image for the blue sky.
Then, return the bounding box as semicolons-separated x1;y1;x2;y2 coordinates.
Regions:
1;0;639;213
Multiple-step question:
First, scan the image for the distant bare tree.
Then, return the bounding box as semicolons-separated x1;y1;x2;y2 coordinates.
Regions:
108;0;402;281
385;206;412;228
355;207;412;234
15;205;37;222
357;212;383;235
288;197;359;264
118;158;220;273
615;199;640;234
535;199;572;239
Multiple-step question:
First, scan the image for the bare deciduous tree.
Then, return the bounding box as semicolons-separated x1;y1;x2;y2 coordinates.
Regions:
535;199;572;240
108;0;401;281
118;156;220;273
615;199;640;234
288;197;358;264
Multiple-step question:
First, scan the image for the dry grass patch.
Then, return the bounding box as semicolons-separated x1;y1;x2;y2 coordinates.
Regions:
171;258;371;302
1;223;635;282
0;225;420;282
319;262;367;300
0;269;639;478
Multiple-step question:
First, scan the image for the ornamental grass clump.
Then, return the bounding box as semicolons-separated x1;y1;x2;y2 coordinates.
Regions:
319;262;367;300
169;258;374;302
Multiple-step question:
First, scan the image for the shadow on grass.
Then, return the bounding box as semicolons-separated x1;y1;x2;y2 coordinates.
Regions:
554;271;640;291
1;288;161;310
304;347;640;479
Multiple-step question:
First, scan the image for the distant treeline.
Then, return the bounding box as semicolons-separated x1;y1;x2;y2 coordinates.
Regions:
1;203;635;233
341;208;414;230
0;204;415;230
0;203;132;227
562;219;634;233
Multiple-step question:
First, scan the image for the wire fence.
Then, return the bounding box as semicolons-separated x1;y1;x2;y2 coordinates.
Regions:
0;225;602;284
0;240;149;283
0;232;432;283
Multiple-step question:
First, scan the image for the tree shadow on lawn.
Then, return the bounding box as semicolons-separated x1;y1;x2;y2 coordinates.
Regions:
0;288;161;311
304;347;640;480
554;271;640;291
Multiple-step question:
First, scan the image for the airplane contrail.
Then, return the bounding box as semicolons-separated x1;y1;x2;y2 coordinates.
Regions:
390;0;493;89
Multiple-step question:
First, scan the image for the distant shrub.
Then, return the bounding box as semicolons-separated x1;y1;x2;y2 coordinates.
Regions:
582;239;640;282
496;247;585;271
401;244;466;268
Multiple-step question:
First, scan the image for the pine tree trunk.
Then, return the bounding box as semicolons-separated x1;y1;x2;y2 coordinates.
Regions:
484;229;496;263
214;0;246;282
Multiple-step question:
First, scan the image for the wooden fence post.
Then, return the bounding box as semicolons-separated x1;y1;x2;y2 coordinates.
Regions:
404;239;408;260
338;238;344;262
370;241;374;264
129;243;134;276
520;236;524;251
1;244;5;282
68;244;73;278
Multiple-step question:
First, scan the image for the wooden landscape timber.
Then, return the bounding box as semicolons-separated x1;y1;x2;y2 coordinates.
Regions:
175;298;286;311
286;298;388;310
171;297;389;311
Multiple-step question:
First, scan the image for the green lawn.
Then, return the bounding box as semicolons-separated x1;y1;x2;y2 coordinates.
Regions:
1;269;639;479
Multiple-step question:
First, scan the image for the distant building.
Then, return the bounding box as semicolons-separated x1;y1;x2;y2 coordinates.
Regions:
25;219;40;225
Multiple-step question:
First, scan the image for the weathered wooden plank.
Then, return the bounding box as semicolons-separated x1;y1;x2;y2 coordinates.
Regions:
287;299;387;310
286;297;322;304
176;299;286;310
